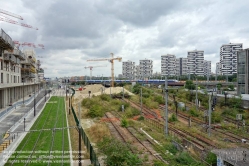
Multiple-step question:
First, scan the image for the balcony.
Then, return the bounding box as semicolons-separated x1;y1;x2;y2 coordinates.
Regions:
3;54;16;63
21;72;35;78
0;29;14;50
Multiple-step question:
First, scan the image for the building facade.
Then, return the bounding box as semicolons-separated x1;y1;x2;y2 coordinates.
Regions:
176;57;188;76
237;48;249;95
0;29;40;109
204;60;211;77
122;60;135;79
216;62;221;75
161;54;176;76
220;43;243;75
139;59;153;79
187;50;204;76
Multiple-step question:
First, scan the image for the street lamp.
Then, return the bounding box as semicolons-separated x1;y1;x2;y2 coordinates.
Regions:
34;84;36;116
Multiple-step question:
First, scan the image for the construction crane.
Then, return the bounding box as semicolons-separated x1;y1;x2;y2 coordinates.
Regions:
84;65;106;80
87;53;122;87
14;41;45;49
0;8;38;30
0;9;23;20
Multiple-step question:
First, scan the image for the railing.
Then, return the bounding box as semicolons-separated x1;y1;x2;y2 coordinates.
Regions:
0;94;36;119
0;29;14;48
70;88;100;166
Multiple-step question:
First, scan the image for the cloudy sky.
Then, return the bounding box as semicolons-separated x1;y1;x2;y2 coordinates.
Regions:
1;0;249;78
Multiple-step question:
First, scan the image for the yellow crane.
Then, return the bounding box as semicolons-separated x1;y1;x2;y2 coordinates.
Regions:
87;53;122;87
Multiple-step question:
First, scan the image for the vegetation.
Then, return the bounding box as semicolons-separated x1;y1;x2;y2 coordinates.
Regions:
97;137;142;166
169;114;178;122
7;97;69;165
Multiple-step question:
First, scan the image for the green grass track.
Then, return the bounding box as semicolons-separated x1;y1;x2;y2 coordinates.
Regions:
5;97;70;166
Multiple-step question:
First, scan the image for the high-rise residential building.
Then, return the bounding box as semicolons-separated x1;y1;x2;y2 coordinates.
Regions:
216;62;221;75
135;65;140;79
204;60;211;77
237;48;249;94
187;50;204;76
139;59;153;79
161;54;176;76
176;57;188;76
220;43;243;75
122;60;135;79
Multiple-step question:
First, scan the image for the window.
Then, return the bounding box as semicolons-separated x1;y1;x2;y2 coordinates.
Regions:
7;74;9;83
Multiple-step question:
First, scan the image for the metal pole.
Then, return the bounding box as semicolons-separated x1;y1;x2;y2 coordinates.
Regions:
78;103;82;166
122;86;124;100
208;94;211;137
22;81;24;105
165;76;168;136
34;85;36;116
69;97;71;115
140;87;143;115
24;118;25;131
195;78;198;111
110;86;111;98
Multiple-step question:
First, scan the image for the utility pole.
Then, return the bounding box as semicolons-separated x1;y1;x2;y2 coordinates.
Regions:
22;81;25;106
140;87;143;115
34;85;36;116
23;118;25;131
208;94;212;137
122;86;124;100
78;103;82;166
165;76;168;136
195;78;198;111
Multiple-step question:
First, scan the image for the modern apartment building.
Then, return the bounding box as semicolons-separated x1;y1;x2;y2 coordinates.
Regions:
216;62;221;75
176;57;188;76
139;59;153;79
161;54;176;76
237;48;249;94
122;60;135;79
204;60;211;77
0;29;40;109
187;50;204;76
220;43;243;75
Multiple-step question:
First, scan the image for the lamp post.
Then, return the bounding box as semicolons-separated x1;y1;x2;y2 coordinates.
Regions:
164;76;168;136
22;80;25;107
34;84;36;116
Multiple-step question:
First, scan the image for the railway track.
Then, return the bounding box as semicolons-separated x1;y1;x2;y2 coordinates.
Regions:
122;99;217;149
105;112;168;164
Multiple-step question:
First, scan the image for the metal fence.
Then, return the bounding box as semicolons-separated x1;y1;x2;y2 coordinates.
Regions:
70;88;100;166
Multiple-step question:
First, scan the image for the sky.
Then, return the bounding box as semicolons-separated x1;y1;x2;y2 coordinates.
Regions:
1;0;249;78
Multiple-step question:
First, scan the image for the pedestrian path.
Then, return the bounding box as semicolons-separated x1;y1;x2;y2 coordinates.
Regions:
0;90;46;150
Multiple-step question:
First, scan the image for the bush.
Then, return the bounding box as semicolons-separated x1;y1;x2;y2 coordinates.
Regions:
205;152;217;165
88;105;103;118
121;118;128;127
81;98;94;108
100;94;111;101
97;137;142;166
169;114;178;122
189;109;199;117
124;107;140;118
154;96;164;104
176;152;196;165
212;111;221;123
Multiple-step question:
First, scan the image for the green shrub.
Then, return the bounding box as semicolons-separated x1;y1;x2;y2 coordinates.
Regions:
81;98;94;108
97;137;142;166
176;152;195;164
189;109;199;117
154;96;164;104
88;105;103;118
205;152;217;165
121;118;128;127
212;111;221;123
169;114;178;122
100;94;111;101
